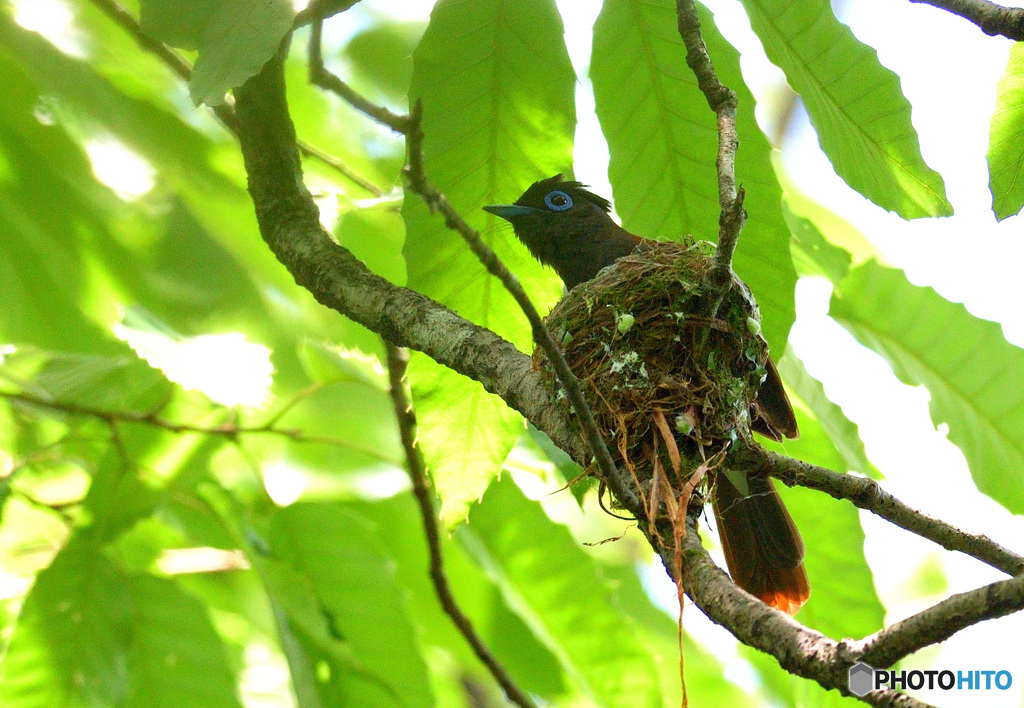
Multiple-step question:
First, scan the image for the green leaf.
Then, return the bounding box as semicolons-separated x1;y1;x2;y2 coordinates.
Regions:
778;350;880;478
467;477;662;708
0;537;132;707
988;42;1024;221
591;0;796;357
740;0;950;219
831;261;1024;514
126;575;242;708
141;0;296;106
403;0;574;525
266;503;433;708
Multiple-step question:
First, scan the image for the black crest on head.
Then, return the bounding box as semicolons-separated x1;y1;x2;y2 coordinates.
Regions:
515;174;612;213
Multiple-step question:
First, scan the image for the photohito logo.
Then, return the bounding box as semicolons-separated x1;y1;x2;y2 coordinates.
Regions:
848;662;1013;697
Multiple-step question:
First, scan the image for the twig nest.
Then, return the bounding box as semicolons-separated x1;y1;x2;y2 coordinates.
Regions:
534;240;770;481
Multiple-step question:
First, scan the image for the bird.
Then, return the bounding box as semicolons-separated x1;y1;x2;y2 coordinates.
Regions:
484;174;809;615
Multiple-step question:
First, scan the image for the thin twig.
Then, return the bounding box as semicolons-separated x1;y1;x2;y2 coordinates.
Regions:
85;0;385;196
384;343;537;708
743;446;1024;577
1;390;397;464
908;0;1024;40
308;20;411;134
675;0;746;304
402;102;639;520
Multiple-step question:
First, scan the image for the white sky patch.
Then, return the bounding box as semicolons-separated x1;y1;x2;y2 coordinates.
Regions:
84;136;157;200
263;460;307;507
114;324;273;408
12;0;87;58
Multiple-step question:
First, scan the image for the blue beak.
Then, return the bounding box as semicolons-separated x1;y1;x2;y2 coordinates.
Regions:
483;204;538;221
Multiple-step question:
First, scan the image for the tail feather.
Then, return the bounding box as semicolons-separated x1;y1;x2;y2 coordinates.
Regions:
712;472;809;615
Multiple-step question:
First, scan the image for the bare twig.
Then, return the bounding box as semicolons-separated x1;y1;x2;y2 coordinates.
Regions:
85;0;385;196
308;20;411;134
1;390;397;464
384;343;537;708
909;0;1024;40
402;102;640;518
675;0;746;299
744;446;1024;577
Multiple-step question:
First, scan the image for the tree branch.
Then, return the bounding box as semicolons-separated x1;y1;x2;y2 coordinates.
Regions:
230;43;597;493
909;0;1024;40
675;0;745;297
384;343;536;708
745;446;1024;577
0;390;398;464
658;512;935;708
855;572;1024;668
308;20;411;134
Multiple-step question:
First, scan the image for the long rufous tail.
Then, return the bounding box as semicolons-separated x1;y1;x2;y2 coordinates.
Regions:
713;471;809;615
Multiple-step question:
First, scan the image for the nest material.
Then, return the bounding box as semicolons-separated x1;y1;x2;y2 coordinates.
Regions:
534;240;770;490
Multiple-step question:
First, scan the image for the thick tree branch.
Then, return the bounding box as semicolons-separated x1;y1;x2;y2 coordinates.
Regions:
385;344;536;708
909;0;1024;40
230;44;606;502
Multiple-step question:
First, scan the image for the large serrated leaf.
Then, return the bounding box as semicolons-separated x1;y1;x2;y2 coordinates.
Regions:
741;0;950;219
831;261;1024;514
466;477;662;708
591;0;796;357
403;0;574;525
988;42;1024;221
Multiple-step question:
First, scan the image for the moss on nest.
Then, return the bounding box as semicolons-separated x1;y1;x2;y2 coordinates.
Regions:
534;240;770;487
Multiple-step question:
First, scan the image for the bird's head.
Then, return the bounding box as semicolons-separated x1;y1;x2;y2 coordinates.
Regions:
483;174;616;260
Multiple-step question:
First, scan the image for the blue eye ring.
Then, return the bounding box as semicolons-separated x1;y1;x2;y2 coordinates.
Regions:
544;190;573;211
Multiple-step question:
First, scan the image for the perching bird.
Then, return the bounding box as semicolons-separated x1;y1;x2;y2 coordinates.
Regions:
484;174;809;614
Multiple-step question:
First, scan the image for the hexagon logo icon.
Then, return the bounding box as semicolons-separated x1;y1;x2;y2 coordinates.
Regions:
848;662;875;697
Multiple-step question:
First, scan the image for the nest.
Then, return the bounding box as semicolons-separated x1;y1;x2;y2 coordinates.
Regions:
534;240;770;496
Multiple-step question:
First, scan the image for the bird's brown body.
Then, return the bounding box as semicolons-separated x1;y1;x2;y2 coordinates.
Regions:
485;175;809;614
